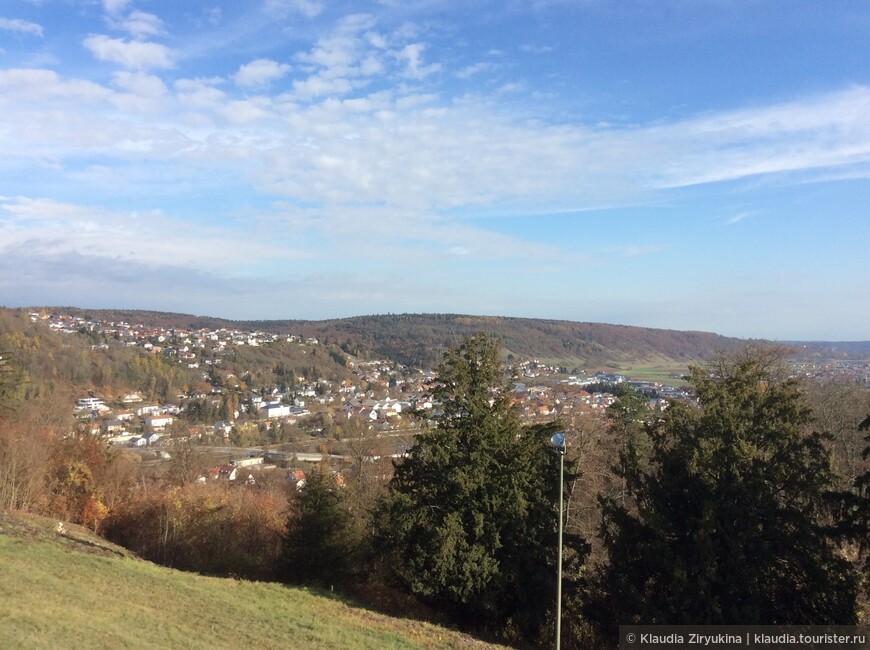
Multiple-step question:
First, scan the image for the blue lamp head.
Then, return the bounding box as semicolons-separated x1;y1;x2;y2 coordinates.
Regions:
549;432;566;450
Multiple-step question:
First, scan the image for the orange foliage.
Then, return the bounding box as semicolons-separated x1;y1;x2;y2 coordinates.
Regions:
103;481;289;580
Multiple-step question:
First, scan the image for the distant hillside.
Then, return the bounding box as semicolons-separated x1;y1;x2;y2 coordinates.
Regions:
0;510;506;650
38;308;747;369
287;314;749;370
25;307;870;370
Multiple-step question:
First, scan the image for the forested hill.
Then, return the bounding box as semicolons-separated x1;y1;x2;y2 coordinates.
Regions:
290;314;744;369
43;309;744;369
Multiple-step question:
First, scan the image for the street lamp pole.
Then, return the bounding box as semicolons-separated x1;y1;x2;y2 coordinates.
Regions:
549;432;566;650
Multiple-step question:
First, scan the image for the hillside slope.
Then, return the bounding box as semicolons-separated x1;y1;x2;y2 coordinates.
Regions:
0;511;506;650
290;314;742;368
43;308;744;369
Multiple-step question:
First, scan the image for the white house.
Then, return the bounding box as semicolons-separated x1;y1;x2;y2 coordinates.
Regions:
75;397;107;411
145;415;174;430
143;432;161;445
262;403;292;419
136;404;161;417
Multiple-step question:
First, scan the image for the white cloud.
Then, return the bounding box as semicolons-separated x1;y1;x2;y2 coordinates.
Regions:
3;52;870;275
233;59;292;88
112;71;167;97
288;15;387;99
264;0;324;19
102;0;131;16
110;71;168;112
296;16;375;71
0;196;306;272
0;68;109;103
0;17;43;37
175;77;227;110
83;35;174;70
216;98;274;124
724;211;759;225
456;62;496;79
520;44;553;54
647;86;870;189
292;75;354;99
396;43;441;79
120;11;166;40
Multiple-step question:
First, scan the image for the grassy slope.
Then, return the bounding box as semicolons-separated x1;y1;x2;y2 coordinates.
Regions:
0;511;506;650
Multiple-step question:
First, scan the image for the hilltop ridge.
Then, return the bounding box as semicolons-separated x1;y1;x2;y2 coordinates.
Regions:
27;307;746;369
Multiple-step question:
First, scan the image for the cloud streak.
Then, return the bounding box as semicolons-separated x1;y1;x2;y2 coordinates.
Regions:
0;17;43;37
83;35;175;69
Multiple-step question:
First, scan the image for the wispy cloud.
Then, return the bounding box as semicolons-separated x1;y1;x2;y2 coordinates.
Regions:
606;244;665;257
396;43;441;79
519;44;553;54
647;86;870;189
233;58;292;88
83;35;175;70
0;196;311;273
102;0;131;16
0;17;43;37
264;0;324;19
117;11;166;40
724;211;759;225
456;61;497;79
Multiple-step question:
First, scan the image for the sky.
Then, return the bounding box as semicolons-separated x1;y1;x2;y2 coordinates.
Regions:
0;0;868;340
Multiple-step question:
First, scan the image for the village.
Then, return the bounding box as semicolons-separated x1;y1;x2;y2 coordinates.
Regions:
27;310;703;486
35;313;870;485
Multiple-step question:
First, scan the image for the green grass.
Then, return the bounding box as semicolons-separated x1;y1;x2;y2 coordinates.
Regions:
614;362;690;386
0;511;506;650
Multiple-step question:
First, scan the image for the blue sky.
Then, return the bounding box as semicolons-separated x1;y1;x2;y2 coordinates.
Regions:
1;0;868;340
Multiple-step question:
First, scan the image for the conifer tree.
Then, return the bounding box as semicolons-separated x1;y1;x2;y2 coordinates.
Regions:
280;467;361;588
590;345;858;629
840;415;870;598
376;334;585;639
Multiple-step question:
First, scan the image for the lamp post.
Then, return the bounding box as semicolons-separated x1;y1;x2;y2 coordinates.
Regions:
549;431;566;650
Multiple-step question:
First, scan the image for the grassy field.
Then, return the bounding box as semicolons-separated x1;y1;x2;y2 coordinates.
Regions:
0;511;507;650
613;361;690;386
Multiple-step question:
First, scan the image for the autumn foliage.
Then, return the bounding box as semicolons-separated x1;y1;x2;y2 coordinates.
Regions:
103;481;288;579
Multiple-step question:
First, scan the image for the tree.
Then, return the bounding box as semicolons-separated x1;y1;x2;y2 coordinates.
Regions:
836;415;870;606
166;436;205;486
804;380;870;489
590;345;858;631
0;348;23;416
280;467;361;588
375;334;585;640
47;435;113;530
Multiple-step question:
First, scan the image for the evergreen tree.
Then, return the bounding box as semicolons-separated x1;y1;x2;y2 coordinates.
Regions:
376;334;585;640
838;415;870;599
590;345;858;630
280;467;361;588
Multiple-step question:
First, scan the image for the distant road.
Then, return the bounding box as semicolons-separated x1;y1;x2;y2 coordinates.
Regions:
195;446;352;462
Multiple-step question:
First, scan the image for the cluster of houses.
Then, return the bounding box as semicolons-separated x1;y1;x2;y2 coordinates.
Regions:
51;309;700;452
75;393;177;447
30;310;321;373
